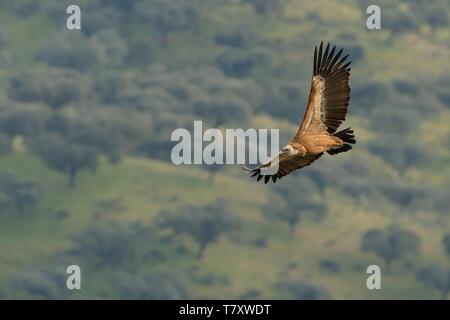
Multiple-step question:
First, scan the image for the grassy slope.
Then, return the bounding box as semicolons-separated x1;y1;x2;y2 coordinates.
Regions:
0;0;449;299
0;152;447;299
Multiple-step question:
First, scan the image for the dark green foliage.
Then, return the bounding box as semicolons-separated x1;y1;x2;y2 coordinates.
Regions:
427;190;450;215
380;5;419;33
31;107;150;185
36;34;100;71
70;222;171;268
345;45;365;64
0;104;49;149
134;111;193;161
80;4;121;37
335;160;450;213
371;106;419;136
368;103;432;170
319;259;340;274
393;80;418;95
215;50;255;78
10;0;39;18
0;174;43;216
115;65;258;127
124;34;156;65
416;265;450;299
193;93;252;125
358;0;449;31
135;139;176;162
261;82;307;121
242;0;286;15
339;178;430;210
439;93;450;108
276;280;330;300
411;2;449;28
215;30;249;49
135;0;201;36
0;135;9;154
92;30;128;67
92;71;129;105
361;225;421;271
30;133;98;188
114;269;188;299
8;69;88;108
59;110;142;163
157;200;240;258
434;75;450;109
8;267;64;299
325;154;381;190
368;140;431;170
351;81;388;116
240;288;262;299
99;0;139;11
71;224;137;267
443;234;450;258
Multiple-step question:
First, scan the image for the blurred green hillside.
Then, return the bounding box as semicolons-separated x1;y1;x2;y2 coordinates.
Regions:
0;0;449;299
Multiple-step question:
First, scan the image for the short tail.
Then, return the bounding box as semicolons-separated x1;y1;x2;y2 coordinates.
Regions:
327;127;356;155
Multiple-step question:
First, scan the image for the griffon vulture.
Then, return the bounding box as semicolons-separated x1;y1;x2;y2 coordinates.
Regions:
242;42;356;183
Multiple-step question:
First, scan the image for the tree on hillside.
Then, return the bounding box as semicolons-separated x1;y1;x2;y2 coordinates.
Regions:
0;105;49;151
377;3;419;33
242;0;286;15
30;133;98;189
215;50;255;78
411;1;449;28
215;29;250;49
8;267;64;299
135;1;200;40
114;269;188;299
8;69;88;109
443;234;450;259
261;82;307;121
193;93;252;125
0;174;43;216
0;135;9;154
99;0;139;12
276;280;330;300
36;33;100;72
361;225;421;272
70;222;169;268
157;200;240;258
66;117;122;164
46;108;151;164
416;265;450;300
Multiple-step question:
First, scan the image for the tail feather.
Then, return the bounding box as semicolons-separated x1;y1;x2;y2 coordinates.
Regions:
327;127;356;155
334;127;356;144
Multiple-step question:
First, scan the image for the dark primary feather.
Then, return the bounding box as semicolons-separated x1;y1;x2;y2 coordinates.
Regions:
312;42;352;133
242;153;323;184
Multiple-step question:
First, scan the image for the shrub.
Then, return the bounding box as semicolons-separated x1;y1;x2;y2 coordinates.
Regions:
0;174;44;216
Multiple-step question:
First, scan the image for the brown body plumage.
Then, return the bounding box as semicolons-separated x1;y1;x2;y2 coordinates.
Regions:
242;42;356;183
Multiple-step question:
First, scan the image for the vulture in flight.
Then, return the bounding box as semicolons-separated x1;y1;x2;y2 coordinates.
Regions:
242;42;356;183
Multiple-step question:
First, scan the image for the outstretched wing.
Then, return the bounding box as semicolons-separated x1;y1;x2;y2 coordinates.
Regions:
298;42;351;134
241;153;323;184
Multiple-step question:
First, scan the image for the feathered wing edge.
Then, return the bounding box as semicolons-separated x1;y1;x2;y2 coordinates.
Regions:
240;163;282;184
312;41;352;133
239;152;283;184
240;153;323;184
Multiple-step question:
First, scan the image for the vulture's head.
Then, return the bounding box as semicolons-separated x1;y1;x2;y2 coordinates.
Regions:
281;144;297;156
